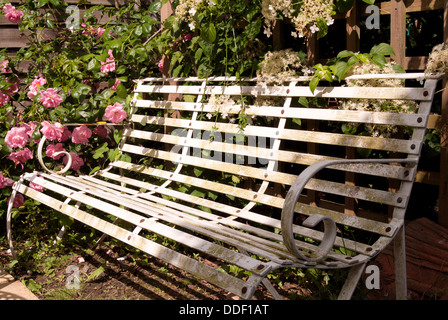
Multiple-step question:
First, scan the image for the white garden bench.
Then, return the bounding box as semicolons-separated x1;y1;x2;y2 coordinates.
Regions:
6;73;441;299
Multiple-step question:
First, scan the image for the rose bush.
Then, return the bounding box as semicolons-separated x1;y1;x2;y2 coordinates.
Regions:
0;0;166;216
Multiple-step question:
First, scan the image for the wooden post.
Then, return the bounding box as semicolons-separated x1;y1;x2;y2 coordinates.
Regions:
439;0;448;228
390;0;406;67
346;0;360;52
160;0;181;158
345;1;360;216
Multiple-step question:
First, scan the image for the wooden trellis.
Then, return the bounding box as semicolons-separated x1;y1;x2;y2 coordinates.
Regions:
263;0;448;226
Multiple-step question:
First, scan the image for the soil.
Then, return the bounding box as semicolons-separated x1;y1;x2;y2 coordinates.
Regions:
4;245;312;301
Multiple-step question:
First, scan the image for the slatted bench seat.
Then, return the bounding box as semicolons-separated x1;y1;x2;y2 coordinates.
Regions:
6;73;441;300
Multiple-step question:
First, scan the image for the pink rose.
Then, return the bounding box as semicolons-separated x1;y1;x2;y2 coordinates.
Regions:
183;33;194;43
93;126;108;138
40;121;64;141
3;4;23;24
104;102;127;123
6;78;19;94
60;126;71;142
8;148;33;169
46;143;65;160
100;49;115;73
5;127;29;149
0;92;10;106
96;27;106;39
22;121;38;138
39;88;63;108
110;78;121;91
63;152;84;171
29;182;44;192
27;76;46;99
1;60;11;73
0;172;14;188
158;59;164;72
72;125;92;144
9;193;24;208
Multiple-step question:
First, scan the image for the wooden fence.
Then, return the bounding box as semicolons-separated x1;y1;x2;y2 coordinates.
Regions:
1;0;448;227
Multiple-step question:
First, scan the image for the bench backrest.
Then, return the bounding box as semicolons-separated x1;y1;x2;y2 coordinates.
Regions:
101;74;439;261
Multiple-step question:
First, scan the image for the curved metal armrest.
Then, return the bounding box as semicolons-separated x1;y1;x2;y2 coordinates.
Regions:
280;158;418;262
37;135;72;174
36;121;128;175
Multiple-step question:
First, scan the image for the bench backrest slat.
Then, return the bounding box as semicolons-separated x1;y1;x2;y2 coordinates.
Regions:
134;100;427;128
136;84;431;101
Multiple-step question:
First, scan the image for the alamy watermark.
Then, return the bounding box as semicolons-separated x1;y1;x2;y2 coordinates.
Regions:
169;128;276;168
65;265;80;290
365;264;381;290
65;5;80;31
366;4;380;30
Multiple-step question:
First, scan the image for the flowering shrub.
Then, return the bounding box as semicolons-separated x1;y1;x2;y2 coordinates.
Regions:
0;0;164;214
262;0;335;39
425;42;448;75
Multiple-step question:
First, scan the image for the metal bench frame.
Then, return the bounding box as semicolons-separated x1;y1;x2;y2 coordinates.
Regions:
6;73;441;300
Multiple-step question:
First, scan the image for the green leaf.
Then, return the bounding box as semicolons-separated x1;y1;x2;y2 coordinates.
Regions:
115;83;128;98
172;65;183;77
193;167;203;177
107;39;123;49
142;22;153;36
24;279;42;294
149;1;162;14
86;266;105;282
309;75;320;94
93;143;109;159
392;63;406;73
292;118;302;127
49;0;60;6
108;148;121;161
73;83;93;98
330;61;351;80
371;53;387;68
134;25;143;36
370;43;395;56
37;0;49;8
87;58;101;72
198;64;212;78
191;189;206;198
89;166;101;175
245;19;261;39
116;65;127;75
298;97;309;107
194;48;203;64
337;50;355;59
201;23;216;43
316;17;328;40
335;0;355;12
120;153;132;162
114;129;122;144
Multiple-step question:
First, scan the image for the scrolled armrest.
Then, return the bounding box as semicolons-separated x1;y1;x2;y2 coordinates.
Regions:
280;158;418;262
37;135;72;174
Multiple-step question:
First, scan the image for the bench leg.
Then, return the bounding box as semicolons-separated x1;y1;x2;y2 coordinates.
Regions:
6;176;26;260
337;263;367;300
393;225;408;300
6;187;18;260
261;278;284;300
236;246;284;300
